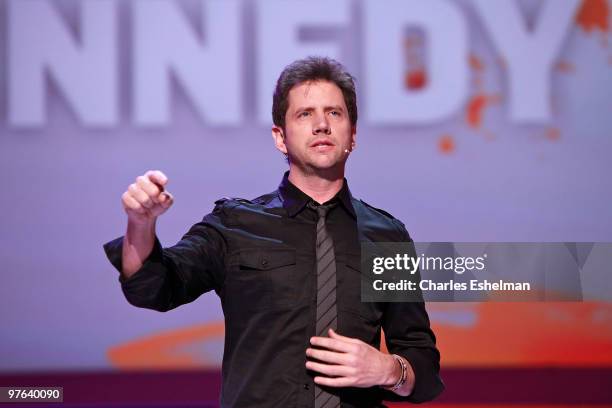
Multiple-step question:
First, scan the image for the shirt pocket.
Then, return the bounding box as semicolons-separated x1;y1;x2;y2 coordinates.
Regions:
226;247;299;311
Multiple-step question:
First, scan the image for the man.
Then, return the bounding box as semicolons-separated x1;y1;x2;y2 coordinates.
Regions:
104;56;444;407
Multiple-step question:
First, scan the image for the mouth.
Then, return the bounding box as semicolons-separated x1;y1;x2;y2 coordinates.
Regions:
310;139;335;148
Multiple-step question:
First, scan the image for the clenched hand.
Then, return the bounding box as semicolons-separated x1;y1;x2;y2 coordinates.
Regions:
122;170;174;225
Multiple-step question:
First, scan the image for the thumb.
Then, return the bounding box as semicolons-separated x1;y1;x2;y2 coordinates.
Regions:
328;328;359;343
328;328;342;338
159;191;174;208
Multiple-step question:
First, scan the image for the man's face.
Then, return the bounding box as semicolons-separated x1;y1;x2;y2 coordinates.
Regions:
272;80;356;172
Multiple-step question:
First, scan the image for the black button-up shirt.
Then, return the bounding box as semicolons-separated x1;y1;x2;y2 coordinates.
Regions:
104;171;444;407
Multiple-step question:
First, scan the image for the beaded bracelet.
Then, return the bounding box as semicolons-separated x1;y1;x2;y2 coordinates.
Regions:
381;354;407;392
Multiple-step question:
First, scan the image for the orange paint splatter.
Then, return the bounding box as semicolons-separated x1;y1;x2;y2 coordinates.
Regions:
404;68;427;90
108;322;225;369
107;301;612;372
546;127;561;141
469;53;485;71
438;134;455;154
576;0;610;33
432;302;612;367
555;60;575;73
466;94;501;129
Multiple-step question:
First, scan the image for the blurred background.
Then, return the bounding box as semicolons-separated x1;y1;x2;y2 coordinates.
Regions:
0;0;611;406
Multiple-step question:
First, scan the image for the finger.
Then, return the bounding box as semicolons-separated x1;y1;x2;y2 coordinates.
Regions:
128;183;154;209
328;328;362;344
310;336;354;353
145;170;168;189
306;348;348;365
136;176;162;203
122;192;147;215
159;191;174;208
305;361;354;377
314;375;354;388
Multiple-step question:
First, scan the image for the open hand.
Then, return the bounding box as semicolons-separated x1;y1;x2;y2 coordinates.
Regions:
305;328;399;388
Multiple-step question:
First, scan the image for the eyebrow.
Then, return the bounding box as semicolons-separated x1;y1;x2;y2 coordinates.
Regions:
294;105;346;113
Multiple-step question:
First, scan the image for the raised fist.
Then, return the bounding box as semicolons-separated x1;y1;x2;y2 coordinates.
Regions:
121;170;174;224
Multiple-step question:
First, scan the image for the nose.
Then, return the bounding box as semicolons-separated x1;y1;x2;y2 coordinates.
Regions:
312;113;331;135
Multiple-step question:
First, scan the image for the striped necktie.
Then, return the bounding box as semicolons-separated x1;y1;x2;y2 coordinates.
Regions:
309;201;341;408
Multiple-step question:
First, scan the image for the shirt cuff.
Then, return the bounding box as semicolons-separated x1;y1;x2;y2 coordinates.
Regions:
381;348;445;403
102;235;164;284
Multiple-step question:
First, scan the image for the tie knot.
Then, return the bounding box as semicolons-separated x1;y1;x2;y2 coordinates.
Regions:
308;201;337;219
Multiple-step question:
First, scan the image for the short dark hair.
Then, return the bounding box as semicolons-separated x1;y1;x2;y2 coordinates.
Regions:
272;56;358;129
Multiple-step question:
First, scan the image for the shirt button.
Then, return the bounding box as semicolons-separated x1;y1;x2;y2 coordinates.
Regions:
303;383;310;390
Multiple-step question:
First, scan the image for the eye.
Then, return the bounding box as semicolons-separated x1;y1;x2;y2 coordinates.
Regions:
330;110;341;117
299;111;310;118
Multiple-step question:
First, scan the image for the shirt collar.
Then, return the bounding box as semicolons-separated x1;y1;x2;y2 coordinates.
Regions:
278;170;356;219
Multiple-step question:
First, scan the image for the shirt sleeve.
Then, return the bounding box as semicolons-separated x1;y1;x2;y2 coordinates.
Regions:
102;211;227;312
380;220;445;403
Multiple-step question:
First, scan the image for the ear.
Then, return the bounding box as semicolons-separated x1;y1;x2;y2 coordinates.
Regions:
272;125;288;155
350;125;357;149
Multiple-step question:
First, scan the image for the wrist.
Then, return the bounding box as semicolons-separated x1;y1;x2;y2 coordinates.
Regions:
380;354;402;388
380;354;407;392
127;216;156;231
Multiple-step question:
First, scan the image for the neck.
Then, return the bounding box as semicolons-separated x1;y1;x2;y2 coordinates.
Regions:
287;164;345;204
